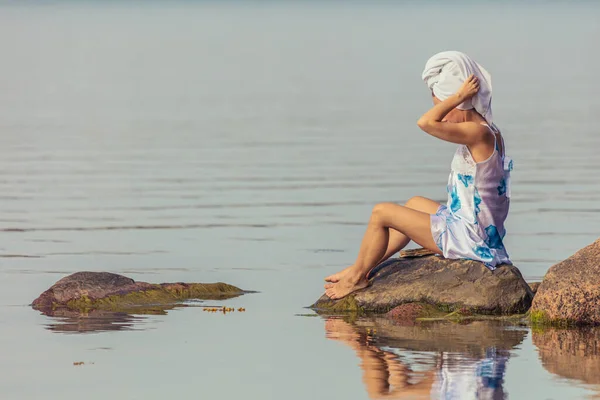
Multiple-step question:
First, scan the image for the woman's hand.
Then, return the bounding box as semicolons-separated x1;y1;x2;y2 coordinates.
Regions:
457;74;480;100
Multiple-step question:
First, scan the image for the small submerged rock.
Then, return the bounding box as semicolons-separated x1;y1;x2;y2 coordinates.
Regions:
32;271;247;312
531;238;600;326
312;254;533;315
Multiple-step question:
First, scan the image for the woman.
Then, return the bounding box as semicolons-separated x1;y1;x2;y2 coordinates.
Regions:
324;51;513;300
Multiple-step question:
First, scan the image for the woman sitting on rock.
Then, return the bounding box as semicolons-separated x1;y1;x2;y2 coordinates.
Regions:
324;51;513;300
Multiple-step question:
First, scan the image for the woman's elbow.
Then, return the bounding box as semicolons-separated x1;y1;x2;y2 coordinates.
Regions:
416;118;430;131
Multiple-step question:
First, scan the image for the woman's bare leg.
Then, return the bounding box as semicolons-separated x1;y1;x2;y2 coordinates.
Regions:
324;318;437;399
379;196;440;261
325;201;442;300
325;197;440;284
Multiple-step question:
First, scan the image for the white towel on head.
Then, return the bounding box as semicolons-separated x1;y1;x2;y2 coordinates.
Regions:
421;51;494;125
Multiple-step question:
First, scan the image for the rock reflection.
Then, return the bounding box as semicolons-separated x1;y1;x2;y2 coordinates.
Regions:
38;305;180;334
324;317;527;399
533;327;600;391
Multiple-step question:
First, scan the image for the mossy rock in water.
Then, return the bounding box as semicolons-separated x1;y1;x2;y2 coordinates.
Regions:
32;271;247;312
312;255;533;315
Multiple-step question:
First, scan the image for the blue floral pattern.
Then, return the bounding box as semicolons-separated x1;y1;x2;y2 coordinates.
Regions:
450;185;461;213
497;178;506;196
436;232;444;252
457;174;474;187
474;245;493;261
430;125;512;270
474;187;482;217
485;225;504;249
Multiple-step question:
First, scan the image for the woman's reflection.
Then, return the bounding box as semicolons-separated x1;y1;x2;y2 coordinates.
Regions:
324;317;510;399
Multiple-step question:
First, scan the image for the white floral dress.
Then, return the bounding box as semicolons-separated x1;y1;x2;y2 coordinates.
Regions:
430;124;513;269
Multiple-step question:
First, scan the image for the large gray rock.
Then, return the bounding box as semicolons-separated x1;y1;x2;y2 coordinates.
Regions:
531;238;600;326
312;255;533;314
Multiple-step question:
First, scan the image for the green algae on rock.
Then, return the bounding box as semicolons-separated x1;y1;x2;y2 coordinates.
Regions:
312;255;533;315
313;300;529;326
32;271;247;312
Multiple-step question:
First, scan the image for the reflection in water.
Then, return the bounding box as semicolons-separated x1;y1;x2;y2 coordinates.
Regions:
37;303;192;334
39;303;243;334
533;327;600;395
40;308;150;334
324;318;526;399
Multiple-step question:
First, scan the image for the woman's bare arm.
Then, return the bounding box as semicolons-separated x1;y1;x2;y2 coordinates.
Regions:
417;74;488;146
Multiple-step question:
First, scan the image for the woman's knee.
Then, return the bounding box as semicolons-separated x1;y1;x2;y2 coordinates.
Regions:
371;202;397;222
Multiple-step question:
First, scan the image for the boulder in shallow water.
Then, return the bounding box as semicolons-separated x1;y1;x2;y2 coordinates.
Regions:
32;271;246;312
312;255;533;315
531;238;600;326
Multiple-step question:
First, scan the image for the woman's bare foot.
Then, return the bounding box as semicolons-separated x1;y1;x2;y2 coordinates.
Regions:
325;272;369;300
324;265;353;283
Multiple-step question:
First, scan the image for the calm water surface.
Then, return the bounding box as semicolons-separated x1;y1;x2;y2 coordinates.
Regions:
1;2;599;399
